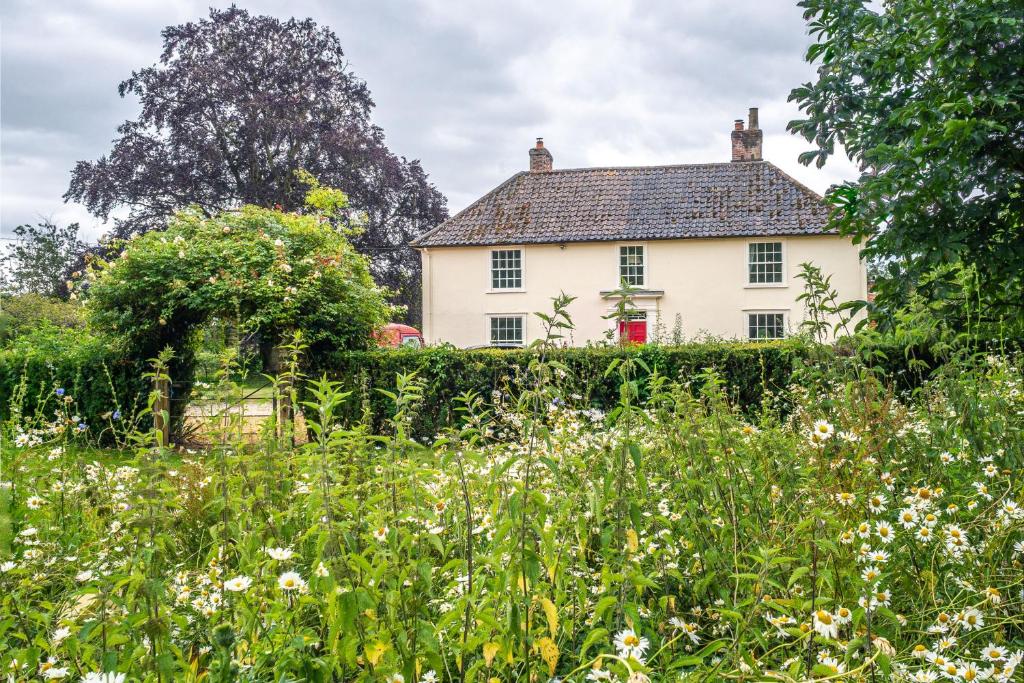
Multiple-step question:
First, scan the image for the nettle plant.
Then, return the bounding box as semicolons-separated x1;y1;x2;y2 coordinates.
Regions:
1;293;1023;682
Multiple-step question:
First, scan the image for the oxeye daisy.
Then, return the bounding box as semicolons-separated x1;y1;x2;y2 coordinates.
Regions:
957;662;990;681
613;628;649;661
223;576;252;592
265;547;294;561
875;522;895;544
961;608;984;631
939;661;959;679
861;565;882;583
982;644;1007;662
812;420;834;437
867;493;887;513
277;571;306;592
899;508;919;528
915;526;933;542
373;526;389;541
812;610;838;639
836;492;856;507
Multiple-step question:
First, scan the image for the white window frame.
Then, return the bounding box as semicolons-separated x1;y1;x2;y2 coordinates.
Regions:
486;314;526;347
618;243;647;288
744;310;789;340
488;247;525;292
745;240;787;288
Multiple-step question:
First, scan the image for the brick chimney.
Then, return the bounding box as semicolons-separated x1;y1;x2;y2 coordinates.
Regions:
730;108;762;162
529;138;553;172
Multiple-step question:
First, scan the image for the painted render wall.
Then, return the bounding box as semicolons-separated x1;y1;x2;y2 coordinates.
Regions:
419;235;867;347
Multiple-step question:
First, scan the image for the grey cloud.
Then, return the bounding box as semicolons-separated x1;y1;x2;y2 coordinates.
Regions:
1;0;857;243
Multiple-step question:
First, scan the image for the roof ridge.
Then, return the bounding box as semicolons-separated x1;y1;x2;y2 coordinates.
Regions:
531;160;769;174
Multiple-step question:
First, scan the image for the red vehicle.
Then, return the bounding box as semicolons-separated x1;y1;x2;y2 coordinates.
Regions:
376;323;424;349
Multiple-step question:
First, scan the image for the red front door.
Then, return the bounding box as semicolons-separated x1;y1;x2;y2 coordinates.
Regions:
619;318;647;344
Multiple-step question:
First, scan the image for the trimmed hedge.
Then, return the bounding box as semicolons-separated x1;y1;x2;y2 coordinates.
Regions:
322;341;819;436
0;325;149;431
1;328;942;441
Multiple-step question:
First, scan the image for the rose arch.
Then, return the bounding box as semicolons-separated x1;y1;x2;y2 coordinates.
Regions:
83;202;394;434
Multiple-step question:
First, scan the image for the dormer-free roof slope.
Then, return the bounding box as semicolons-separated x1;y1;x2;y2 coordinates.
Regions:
412;160;832;248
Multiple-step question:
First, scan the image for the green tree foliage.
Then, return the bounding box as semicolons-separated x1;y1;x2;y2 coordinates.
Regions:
0;221;84;297
0;294;83;346
788;0;1024;324
83;202;396;426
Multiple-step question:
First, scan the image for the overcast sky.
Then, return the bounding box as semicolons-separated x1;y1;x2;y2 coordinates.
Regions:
1;0;858;242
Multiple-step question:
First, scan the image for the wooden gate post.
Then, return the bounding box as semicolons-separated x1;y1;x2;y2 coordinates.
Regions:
269;344;293;446
153;375;171;446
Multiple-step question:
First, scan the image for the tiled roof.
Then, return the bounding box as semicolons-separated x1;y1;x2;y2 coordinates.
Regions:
412;161;832;248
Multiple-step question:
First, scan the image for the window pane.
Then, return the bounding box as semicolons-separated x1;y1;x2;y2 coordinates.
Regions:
748;242;783;284
747;313;785;340
490;316;524;346
619;246;645;286
491;249;522;289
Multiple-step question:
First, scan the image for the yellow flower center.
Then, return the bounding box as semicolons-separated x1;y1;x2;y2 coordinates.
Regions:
624;634;639;647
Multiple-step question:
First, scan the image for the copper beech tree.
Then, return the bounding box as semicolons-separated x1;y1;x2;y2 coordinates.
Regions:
66;6;447;323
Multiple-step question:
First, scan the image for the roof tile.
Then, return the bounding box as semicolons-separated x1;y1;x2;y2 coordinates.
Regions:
412;161;832;247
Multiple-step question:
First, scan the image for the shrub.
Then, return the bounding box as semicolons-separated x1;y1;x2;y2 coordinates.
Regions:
0;293;83;345
0;324;148;436
321;337;956;437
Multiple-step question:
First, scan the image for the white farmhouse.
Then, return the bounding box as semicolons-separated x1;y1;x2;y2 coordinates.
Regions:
412;109;867;347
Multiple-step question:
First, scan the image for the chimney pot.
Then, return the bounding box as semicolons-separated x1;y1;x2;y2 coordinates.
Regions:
731;108;763;162
529;137;553;172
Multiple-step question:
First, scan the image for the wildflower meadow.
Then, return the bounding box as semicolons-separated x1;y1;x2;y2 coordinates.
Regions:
2;320;1023;682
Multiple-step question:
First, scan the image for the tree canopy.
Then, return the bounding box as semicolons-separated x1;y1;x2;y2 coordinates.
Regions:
1;221;84;297
789;0;1024;326
65;6;447;322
